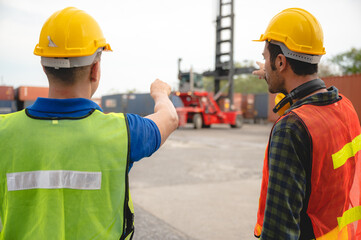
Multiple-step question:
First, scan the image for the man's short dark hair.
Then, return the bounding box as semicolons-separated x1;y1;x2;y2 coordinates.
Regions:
267;42;318;76
43;65;90;84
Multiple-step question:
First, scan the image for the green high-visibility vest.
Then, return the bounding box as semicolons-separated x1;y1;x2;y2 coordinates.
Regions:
0;110;134;240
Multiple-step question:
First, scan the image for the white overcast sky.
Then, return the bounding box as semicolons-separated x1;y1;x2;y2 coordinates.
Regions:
0;0;360;97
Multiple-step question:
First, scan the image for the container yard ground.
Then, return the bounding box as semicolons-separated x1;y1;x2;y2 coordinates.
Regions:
130;123;272;240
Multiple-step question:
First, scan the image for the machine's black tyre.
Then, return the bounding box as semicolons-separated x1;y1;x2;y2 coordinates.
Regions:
231;114;243;128
193;114;202;129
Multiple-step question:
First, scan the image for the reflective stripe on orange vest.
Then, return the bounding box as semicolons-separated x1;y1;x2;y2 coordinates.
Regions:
332;134;361;169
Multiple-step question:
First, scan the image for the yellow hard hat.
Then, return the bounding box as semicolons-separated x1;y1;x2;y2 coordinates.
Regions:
34;7;112;58
254;8;325;56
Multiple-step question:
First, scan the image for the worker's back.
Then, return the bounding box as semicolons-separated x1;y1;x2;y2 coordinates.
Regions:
292;94;361;237
0;110;133;239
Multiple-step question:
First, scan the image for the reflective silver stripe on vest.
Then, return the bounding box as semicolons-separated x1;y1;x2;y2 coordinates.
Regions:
7;170;102;191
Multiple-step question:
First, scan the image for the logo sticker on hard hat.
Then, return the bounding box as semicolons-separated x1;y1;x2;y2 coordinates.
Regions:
47;36;57;47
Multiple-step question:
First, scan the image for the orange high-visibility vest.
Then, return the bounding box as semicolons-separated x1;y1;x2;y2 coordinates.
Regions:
255;94;361;239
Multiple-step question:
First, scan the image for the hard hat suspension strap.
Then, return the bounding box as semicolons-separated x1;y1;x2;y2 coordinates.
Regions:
41;48;103;69
271;41;322;64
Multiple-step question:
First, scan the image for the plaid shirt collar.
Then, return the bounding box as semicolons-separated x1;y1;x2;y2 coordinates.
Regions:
285;86;339;114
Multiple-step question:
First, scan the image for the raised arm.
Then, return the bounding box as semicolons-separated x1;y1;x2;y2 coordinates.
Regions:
145;79;179;146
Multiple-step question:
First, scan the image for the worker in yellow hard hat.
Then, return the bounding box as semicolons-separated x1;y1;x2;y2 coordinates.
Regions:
252;8;361;239
0;7;178;239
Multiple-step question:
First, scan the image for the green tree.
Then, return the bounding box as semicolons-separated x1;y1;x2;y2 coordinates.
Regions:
318;61;341;77
234;74;268;93
234;61;268;93
202;76;215;92
331;48;361;75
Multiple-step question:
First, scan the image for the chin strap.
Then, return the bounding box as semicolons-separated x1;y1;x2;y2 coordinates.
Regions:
273;79;326;114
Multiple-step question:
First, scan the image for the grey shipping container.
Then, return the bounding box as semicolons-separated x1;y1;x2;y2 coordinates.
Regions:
125;94;155;116
102;93;183;116
170;94;184;108
102;93;155;116
0;100;17;114
102;94;123;113
254;93;269;119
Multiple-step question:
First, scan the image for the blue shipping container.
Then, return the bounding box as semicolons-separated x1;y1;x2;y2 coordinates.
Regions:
254;93;269;119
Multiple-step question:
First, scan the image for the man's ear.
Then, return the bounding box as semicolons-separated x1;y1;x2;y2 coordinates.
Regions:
90;61;100;82
276;54;287;72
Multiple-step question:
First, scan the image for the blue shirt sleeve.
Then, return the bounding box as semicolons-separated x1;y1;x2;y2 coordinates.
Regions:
126;113;161;170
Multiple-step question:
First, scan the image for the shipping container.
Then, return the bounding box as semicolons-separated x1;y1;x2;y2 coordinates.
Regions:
322;74;361;123
241;94;256;119
102;93;155;116
125;93;155;116
254;93;269;119
102;94;123;113
268;93;279;123
0;100;17;114
16;86;49;101
0;86;15;100
101;93;185;116
170;94;184;108
218;93;242;112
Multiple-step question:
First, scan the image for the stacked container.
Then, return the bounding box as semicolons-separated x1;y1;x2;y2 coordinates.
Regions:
267;93;279;123
323;74;361;123
254;93;269;120
241;94;256;119
16;86;49;110
102;93;155;116
0;86;16;114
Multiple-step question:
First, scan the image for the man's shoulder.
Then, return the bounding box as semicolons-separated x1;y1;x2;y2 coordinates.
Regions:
0;110;25;120
274;112;306;133
126;113;158;130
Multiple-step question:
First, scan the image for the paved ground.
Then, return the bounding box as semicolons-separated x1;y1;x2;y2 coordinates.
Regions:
129;123;272;240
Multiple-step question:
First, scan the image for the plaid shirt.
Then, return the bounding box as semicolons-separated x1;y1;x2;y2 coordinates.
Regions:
260;86;340;240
